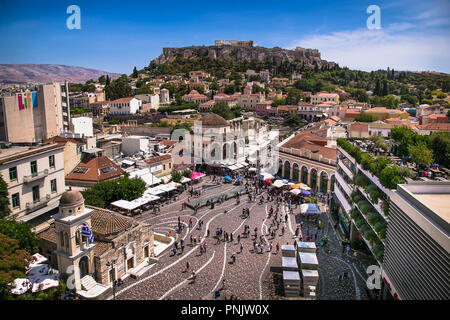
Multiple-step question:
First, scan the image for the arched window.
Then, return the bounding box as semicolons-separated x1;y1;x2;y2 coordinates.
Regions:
301;166;308;184
330;175;335;192
75;230;81;246
284;161;291;180
310;169;318;190
292;163;299;182
319;171;329;193
277;159;283;177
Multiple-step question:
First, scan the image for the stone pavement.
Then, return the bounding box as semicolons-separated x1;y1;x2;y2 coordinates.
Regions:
104;178;374;300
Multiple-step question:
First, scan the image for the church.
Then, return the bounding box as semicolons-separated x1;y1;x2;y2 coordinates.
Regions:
38;189;155;298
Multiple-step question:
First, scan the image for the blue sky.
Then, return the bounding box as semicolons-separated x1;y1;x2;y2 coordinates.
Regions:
0;0;449;74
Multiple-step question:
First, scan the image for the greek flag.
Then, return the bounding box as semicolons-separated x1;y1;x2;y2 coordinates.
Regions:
81;223;94;244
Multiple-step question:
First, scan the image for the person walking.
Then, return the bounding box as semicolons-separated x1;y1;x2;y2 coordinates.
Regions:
276;243;280;253
230;233;233;243
240;243;243;253
222;278;226;290
203;242;207;253
237;234;241;243
181;244;185;253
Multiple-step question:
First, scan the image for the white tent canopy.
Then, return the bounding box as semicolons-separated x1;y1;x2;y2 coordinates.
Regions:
259;172;275;180
128;168;161;186
272;180;286;188
290;189;301;195
111;200;141;211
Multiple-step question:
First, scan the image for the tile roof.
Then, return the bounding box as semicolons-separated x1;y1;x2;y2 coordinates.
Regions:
350;122;369;132
45;136;85;147
200;113;230;127
111;97;138;103
66;156;124;182
145;154;172;165
282;130;328;149
88;206;135;237
416;123;450;131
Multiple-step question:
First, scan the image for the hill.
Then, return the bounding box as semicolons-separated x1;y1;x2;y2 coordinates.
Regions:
0;64;118;84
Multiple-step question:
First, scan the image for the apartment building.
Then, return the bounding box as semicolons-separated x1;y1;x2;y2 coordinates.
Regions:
0;83;67;143
0;143;65;233
239;93;264;111
332;143;390;265
70;91;105;109
381;182;450;300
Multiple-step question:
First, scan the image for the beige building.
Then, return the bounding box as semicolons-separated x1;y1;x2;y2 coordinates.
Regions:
46;136;86;176
145;154;173;179
0;143;65;233
311;92;340;105
278;129;336;193
0;83;66;143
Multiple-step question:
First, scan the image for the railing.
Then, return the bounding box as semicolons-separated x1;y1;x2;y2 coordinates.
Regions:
357;186;388;220
26;194;51;211
337;158;354;180
279;147;337;166
334;184;352;213
356;163;391;196
23;169;49;183
337;146;355;164
354;201;386;245
335;171;353;197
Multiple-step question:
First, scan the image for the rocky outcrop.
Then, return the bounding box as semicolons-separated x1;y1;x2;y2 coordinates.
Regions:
153;45;336;69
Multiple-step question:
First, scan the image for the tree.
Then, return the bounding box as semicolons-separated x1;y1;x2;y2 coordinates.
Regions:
408;142;434;167
391;126;416;158
131;66;139;78
0;219;39;254
210;102;234;120
354;113;377;122
0;233;30;298
137;86;153;95
0;174;10;218
284;114;303;127
81;177;147;208
430;131;450;167
271;98;287;108
171;170;182;183
105;74;132;100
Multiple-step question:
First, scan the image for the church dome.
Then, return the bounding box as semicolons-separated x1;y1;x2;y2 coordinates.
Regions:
201;113;230;127
60;190;84;208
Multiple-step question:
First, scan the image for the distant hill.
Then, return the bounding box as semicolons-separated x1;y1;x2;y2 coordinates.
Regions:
0;64;119;84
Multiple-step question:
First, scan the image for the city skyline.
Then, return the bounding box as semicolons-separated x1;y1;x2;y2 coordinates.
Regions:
0;0;449;74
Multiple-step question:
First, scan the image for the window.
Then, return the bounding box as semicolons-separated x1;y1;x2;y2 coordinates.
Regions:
169;162;172;169
11;193;20;208
163;164;166;171
30;161;37;177
9;167;17;181
50;179;57;193
49;155;55;168
32;185;40;202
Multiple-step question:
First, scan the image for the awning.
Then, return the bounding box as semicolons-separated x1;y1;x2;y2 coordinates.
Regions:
300;203;321;215
159;175;171;183
180;177;191;184
111;200;141;211
272;180;286;188
122;159;135;166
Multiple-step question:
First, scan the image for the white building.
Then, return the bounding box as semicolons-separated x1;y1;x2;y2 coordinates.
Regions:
71;117;93;137
160;88;170;105
109;97;142;115
0;143;66;233
121;136;150;155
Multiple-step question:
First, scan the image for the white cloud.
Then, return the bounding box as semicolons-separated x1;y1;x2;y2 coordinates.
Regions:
289;28;450;73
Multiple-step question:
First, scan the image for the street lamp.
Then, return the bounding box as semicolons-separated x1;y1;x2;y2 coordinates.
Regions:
106;259;117;299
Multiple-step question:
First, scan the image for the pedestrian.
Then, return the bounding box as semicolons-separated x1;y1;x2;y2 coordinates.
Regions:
172;247;177;256
230;233;233;242
240;243;243;253
204;243;207;253
190;235;193;245
260;243;264;253
222;278;226;289
200;245;203;255
181;245;185;253
269;242;273;252
207;229;210;237
193;238;197;246
237;234;241;243
191;270;196;283
186;261;190;271
276;243;280;253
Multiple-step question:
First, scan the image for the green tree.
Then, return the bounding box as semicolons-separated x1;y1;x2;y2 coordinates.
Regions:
131;66;139;78
0;174;10;218
354;113;377;122
408;142;434;167
0;219;39;254
171;170;182;183
81;177;147;208
0;233;31;298
137;86;153;95
430;131;450;167
284;114;303;127
105;74;132;100
271;98;287;107
210;102;234;120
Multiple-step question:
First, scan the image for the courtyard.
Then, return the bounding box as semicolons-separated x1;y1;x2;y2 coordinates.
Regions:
105;176;375;300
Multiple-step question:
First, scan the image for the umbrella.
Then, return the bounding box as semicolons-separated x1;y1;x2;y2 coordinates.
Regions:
290;184;301;189
301;190;311;195
299;183;311;191
224;176;231;179
273;180;286;188
290;189;301;195
265;179;272;183
282;179;289;183
236;177;243;180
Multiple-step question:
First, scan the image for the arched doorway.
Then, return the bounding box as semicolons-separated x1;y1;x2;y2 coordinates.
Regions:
319;171;328;193
301;166;308;184
222;144;228;161
310;169;318;190
292;163;299;182
277;159;282;177
79;256;89;278
284;161;291;180
330;175;335;192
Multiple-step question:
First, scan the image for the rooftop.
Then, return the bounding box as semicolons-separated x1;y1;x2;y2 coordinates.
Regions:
0;143;63;164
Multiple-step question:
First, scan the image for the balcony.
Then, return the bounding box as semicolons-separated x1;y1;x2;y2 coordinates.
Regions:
334;183;352;214
26;194;51;211
335;171;353;197
356;163;391;196
337;146;355;164
337;158;354;180
23;169;49;184
357;186;388;220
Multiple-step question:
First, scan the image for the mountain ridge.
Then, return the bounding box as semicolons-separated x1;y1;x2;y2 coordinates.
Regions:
0;64;119;84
